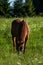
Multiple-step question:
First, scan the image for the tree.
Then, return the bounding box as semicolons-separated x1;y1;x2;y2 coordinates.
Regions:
13;0;23;17
33;0;43;15
25;0;35;16
0;0;11;17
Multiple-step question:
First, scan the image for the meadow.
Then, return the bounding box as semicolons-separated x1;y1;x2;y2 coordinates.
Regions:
0;17;43;65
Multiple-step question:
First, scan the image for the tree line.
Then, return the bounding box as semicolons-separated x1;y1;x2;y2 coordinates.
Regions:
0;0;43;17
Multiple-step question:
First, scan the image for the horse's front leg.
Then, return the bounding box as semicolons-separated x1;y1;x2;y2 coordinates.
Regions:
22;43;25;53
13;37;16;52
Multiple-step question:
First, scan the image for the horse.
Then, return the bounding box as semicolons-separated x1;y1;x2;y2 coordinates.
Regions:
11;19;30;53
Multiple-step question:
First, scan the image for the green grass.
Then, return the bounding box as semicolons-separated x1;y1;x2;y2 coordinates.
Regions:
0;17;43;65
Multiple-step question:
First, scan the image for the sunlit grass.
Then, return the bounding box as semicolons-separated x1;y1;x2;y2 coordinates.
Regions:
0;17;43;65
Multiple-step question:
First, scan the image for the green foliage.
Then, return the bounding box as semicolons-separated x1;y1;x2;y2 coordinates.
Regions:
0;0;11;17
13;0;35;17
13;0;24;17
0;0;43;17
25;0;35;16
0;17;43;65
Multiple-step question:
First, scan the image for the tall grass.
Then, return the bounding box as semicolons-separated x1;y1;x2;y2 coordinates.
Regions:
0;17;43;65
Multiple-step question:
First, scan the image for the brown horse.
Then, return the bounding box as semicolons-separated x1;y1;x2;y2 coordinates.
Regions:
11;19;30;53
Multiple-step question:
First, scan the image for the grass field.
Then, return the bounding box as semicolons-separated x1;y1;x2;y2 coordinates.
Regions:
0;17;43;65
